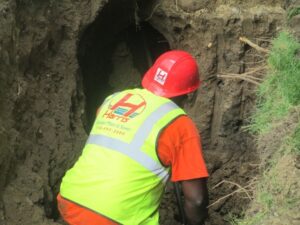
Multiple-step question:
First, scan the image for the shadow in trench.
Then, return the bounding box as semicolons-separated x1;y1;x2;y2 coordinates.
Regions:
77;0;169;132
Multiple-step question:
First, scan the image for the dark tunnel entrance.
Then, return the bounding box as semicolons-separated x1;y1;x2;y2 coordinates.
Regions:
77;0;170;132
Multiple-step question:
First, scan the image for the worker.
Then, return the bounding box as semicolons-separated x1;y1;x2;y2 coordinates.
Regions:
57;50;209;225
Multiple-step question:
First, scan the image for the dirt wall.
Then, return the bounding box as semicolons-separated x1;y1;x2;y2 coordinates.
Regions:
0;0;290;224
144;2;286;224
0;0;105;224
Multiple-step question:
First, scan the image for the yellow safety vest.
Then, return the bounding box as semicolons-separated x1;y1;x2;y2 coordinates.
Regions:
60;88;185;224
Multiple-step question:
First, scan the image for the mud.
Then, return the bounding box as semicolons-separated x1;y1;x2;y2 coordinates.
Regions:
0;0;292;224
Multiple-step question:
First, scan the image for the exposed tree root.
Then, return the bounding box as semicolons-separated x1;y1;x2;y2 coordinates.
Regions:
217;36;270;85
239;36;270;54
145;3;161;21
208;179;257;208
218;66;267;85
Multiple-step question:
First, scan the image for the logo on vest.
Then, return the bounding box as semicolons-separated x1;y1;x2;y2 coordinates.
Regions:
103;93;146;122
154;67;168;85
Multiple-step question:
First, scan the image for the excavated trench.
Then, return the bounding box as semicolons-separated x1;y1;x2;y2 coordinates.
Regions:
0;0;288;225
76;1;260;225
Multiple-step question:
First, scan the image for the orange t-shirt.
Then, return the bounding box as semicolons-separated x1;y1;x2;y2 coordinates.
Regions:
157;115;208;181
58;115;208;224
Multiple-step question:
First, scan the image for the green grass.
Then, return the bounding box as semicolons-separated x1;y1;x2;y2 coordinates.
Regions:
250;32;300;133
287;7;300;21
233;32;300;225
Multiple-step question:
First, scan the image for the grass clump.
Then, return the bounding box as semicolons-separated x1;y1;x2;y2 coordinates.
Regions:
250;32;300;133
287;7;300;21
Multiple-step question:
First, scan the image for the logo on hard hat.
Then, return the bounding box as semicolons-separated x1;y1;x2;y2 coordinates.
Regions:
103;93;146;123
154;67;168;85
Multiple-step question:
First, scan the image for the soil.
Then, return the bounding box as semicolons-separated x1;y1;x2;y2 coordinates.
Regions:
0;0;295;224
243;108;300;225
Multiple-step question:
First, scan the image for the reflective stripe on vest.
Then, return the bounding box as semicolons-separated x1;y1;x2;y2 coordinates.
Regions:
86;101;178;182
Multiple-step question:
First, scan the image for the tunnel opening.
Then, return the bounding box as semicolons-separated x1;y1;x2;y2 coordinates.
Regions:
77;0;169;132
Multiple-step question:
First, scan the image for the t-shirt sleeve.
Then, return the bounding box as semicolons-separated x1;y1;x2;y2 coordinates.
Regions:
157;115;209;182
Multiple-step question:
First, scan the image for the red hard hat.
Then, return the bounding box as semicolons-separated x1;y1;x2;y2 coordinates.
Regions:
142;50;200;98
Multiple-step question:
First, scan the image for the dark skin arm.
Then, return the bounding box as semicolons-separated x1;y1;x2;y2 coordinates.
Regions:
181;178;209;225
171;94;208;224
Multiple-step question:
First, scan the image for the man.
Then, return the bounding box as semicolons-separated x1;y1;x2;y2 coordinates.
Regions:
57;50;209;225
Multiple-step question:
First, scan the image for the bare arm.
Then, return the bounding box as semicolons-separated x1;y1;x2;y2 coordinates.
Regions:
181;178;209;225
